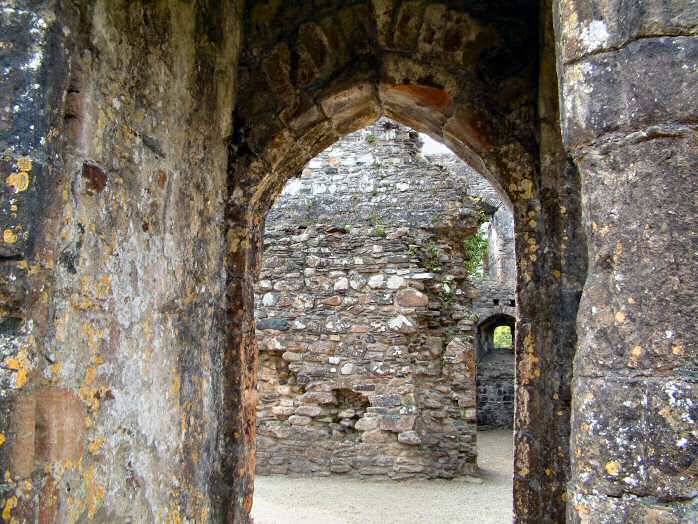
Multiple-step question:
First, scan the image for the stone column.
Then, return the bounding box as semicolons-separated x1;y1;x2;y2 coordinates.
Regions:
555;2;698;521
223;217;264;524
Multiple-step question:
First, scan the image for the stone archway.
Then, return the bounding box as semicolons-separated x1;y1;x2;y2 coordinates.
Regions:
224;4;582;520
476;313;516;430
5;2;694;524
477;314;516;362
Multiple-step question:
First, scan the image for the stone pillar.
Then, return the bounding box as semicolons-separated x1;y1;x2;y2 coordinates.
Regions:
223;218;264;524
556;1;698;520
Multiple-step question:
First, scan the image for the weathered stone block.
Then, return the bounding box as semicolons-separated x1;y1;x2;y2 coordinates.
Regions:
396;288;429;307
560;37;698;148
288;415;312;426
300;392;335;405
354;416;379;431
379;414;416;432
257;318;290;331
295;405;322;417
397;430;422;445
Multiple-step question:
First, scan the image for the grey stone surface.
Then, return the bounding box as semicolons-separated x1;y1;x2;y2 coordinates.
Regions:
255;120;503;480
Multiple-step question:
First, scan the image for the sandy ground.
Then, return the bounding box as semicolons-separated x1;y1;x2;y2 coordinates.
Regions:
252;430;513;524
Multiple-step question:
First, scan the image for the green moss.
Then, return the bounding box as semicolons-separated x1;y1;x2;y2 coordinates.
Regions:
463;228;488;278
493;325;513;348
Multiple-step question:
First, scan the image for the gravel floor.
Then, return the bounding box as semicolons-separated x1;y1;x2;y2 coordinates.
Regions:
252;430;513;524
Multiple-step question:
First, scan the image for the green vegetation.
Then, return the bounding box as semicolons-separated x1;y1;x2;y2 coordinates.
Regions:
463;228;488;277
374;224;386;237
493;325;513;349
366;134;376;144
419;243;442;273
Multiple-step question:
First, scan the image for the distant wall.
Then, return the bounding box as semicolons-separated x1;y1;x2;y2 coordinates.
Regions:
255;119;488;479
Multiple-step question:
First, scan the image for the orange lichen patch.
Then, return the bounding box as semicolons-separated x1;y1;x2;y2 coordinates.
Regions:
88;437;106;455
94;275;111;300
4;350;31;389
613;241;623;263
2;495;17;521
79;385;100;412
0;434;5;447
605;460;620;476
82;324;104;353
630;345;644;359
85;465;106;519
16;158;32;172
6;171;29;192
69;293;94;311
614;311;626;324
50;362;61;380
84;367;96;386
391;84;451;111
15;369;27;389
3;229;18;244
165;507;183;524
672;345;684;356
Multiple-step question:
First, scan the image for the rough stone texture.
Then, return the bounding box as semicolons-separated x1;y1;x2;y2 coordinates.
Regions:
556;1;698;521
477;348;515;430
428;152;516;283
2;0;694;522
230;3;584;521
0;1;243;522
255;121;486;480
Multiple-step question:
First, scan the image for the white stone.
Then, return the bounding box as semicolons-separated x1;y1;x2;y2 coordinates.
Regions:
262;293;278;306
580;19;610;53
334;277;349;291
411;272;435;280
386;275;405;289
295;405;322;417
388;315;416;333
340;363;355;375
272;406;295;417
368;274;385;288
354;416;379;431
397;430;422;445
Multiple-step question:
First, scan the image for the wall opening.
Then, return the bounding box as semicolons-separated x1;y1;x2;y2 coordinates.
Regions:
476;314;516;431
252;118;518;522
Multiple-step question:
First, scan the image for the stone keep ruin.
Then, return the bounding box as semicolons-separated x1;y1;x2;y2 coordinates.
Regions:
1;1;696;523
255;119;516;479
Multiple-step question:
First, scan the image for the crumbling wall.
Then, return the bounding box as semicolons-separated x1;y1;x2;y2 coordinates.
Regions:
255;120;487;479
429;150;517;433
427;152;516;284
7;1;694;522
256;225;477;479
